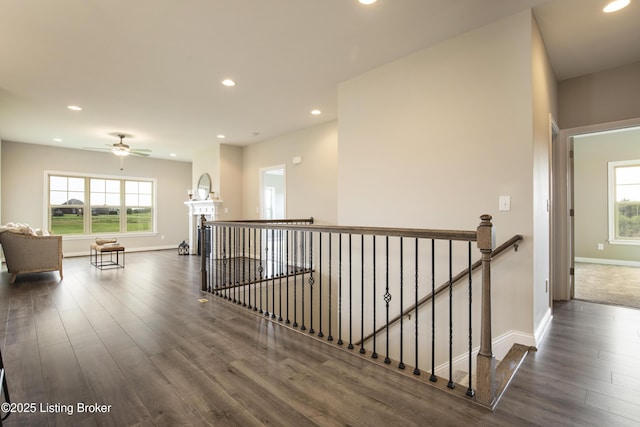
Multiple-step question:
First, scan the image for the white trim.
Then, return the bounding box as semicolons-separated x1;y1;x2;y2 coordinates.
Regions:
534;307;553;347
607;159;640;244
63;245;176;258
259;164;286;220
434;329;538;378
44;170;157;235
575;256;640;268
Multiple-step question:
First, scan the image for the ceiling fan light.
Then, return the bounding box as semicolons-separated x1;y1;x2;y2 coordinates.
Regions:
112;148;130;156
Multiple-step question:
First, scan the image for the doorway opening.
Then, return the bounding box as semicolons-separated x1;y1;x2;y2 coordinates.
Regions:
260;166;285;220
260;165;286;266
570;125;640;309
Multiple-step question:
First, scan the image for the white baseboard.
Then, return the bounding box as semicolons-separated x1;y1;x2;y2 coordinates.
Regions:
534;307;553;349
64;245;177;258
435;329;538;378
576;257;640;268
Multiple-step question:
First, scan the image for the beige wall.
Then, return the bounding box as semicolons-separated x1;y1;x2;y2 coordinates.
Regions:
219;144;243;220
192;143;220;199
574;128;640;263
558;61;640;129
242;121;338;224
1;141;191;256
337;10;552;344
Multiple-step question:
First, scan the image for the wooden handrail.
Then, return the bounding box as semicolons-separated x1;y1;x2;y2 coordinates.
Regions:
219;217;314;224
355;234;523;346
205;220;479;242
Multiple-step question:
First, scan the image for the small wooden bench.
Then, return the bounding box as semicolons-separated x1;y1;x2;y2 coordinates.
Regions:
90;243;125;269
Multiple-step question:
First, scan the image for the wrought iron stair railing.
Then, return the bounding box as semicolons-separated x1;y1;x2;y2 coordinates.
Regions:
199;214;516;409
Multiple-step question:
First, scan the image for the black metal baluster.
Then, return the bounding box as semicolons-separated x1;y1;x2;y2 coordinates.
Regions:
318;232;324;338
286;229;290;324
222;226;227;299
253;228;258;311
467;241;475;397
448;240;455;389
293;230;298;328
399;237;405;369
301;231;306;331
337;233;343;346
414;238;420;376
248;228;252;309
327;233;333;342
309;232;315;334
235;228;240;305
222;227;229;299
259;229;264;314
242;228;247;306
359;234;365;354
348;234;354;350
278;229;283;321
430;239;437;382
269;228;275;317
371;236;378;359
384;236;391;364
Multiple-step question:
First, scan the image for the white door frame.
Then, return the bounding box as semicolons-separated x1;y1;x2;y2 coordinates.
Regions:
259;164;286;220
554;117;640;300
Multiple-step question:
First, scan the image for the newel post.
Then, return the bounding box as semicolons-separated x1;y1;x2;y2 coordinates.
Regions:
476;214;496;407
200;214;208;292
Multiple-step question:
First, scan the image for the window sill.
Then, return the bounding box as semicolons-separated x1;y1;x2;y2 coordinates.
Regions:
608;239;640;246
62;232;158;240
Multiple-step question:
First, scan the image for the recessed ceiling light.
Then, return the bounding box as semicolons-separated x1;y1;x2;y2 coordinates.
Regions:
170;153;177;157
221;79;236;87
311;109;322;116
359;0;377;4
603;0;630;13
53;138;62;142
67;105;82;111
217;134;226;139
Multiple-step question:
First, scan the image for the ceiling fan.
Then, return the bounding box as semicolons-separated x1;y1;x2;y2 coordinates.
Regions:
85;133;151;170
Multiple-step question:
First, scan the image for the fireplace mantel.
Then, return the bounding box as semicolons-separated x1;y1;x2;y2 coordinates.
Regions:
184;199;222;254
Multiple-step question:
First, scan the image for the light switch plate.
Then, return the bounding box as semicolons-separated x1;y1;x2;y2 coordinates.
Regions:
499;195;511;211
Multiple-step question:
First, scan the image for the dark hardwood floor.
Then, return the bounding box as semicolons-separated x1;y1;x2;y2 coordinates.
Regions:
1;250;639;426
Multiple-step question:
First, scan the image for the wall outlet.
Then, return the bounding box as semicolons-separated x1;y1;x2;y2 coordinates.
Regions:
597;243;604;250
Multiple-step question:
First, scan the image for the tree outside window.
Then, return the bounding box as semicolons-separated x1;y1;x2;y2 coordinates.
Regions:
609;161;640;243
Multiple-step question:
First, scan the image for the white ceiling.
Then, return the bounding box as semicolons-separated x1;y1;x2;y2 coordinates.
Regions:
1;0;639;162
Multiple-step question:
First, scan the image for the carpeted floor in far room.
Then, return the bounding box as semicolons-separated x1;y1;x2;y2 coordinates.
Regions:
574;262;640;310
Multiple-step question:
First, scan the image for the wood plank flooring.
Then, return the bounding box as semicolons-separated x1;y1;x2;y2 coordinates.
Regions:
0;250;639;426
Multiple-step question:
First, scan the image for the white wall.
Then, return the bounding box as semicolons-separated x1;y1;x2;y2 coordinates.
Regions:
531;15;557;338
1;141;191;255
242;121;338;224
337;10;549;344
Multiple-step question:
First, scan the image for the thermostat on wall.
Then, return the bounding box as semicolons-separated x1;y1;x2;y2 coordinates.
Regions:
292;156;303;165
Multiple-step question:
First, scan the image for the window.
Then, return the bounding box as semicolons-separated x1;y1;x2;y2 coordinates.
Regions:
48;173;155;236
608;160;640;244
125;180;153;232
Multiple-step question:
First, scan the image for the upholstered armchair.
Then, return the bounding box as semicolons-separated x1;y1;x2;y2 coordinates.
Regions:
0;231;63;284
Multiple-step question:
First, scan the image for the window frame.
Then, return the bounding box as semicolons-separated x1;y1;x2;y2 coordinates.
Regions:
608;159;640;246
45;171;157;238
